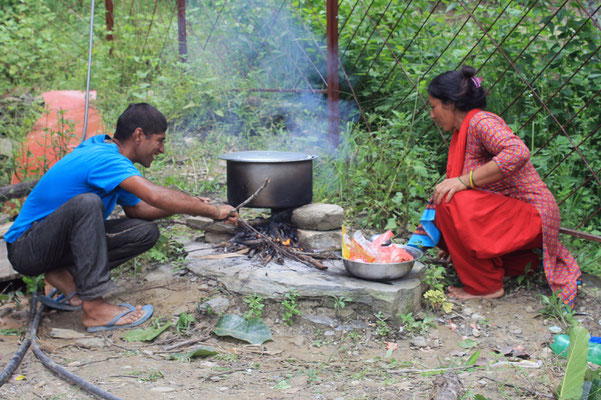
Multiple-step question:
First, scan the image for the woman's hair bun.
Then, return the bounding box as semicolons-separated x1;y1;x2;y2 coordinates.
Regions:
460;66;476;79
427;65;486;111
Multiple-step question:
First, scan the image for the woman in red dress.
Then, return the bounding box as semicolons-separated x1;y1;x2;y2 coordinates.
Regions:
425;66;580;306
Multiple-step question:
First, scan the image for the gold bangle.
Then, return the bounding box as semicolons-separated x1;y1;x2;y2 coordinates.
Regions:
457;176;470;188
469;170;476;188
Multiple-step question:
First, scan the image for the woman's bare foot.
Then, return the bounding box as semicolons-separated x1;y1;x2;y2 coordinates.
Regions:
82;298;145;328
447;286;504;300
44;268;82;307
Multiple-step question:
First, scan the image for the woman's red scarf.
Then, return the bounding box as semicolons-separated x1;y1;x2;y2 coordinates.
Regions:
446;108;482;178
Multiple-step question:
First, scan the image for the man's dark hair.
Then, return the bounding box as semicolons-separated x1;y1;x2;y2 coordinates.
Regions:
427;66;487;111
114;103;167;140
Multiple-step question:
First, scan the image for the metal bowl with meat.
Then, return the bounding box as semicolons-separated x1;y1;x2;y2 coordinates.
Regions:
342;245;423;281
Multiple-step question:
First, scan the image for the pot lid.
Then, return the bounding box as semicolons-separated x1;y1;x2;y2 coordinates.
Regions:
218;151;316;162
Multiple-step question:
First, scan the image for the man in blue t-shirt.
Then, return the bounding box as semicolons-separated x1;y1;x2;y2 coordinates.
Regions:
4;103;238;332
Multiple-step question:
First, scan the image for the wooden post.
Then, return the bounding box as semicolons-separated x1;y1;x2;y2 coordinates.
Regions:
105;0;114;41
177;0;188;62
326;0;339;148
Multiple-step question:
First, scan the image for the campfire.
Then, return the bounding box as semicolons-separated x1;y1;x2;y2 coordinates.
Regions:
225;209;328;270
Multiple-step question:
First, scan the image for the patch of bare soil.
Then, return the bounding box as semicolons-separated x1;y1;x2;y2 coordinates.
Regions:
1;265;600;400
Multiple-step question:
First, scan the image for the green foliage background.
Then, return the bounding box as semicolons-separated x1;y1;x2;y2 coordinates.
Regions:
0;0;599;274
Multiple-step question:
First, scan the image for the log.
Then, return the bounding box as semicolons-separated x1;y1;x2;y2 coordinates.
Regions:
0;180;39;201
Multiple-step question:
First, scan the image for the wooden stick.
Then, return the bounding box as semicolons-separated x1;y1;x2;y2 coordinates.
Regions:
201;177;270;229
233;177;270;212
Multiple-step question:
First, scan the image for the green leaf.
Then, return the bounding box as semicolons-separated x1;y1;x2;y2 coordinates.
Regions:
213;314;272;345
558;325;589;400
466;349;481;366
168;346;218;362
273;380;291;390
459;339;477;349
122;320;172;342
0;328;21;336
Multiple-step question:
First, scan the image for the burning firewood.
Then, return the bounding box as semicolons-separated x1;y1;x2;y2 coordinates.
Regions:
230;216;327;270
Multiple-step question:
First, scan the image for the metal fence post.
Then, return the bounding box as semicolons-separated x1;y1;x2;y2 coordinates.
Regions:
177;0;188;62
327;0;339;147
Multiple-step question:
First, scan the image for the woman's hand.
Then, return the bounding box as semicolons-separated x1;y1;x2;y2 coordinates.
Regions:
437;249;450;261
433;176;469;205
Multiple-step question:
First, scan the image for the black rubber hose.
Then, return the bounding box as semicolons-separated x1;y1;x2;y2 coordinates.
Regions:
0;291;41;385
31;341;123;400
1;292;123;399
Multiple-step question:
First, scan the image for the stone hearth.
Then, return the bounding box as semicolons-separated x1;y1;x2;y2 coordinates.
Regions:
183;240;425;318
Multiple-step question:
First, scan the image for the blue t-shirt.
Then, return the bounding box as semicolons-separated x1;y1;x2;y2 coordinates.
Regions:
4;135;142;243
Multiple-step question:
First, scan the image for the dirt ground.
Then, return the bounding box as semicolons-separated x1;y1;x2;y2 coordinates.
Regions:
1;262;600;400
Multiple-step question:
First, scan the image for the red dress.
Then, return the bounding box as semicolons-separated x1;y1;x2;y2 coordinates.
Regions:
436;110;581;306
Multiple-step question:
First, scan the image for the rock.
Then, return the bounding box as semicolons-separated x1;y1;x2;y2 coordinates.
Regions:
471;313;485;321
540;347;554;359
510;326;522;335
185;242;426;318
338;307;355;318
472;328;481;337
289;375;309;387
433;371;464;400
49;328;86;340
150;387;175;393
185;216;212;230
302;314;337;327
185;217;235;234
297;229;342;251
0;137;13;157
145;264;175;282
204;232;233;244
197;296;230;314
75;338;105;348
291;336;306;347
336;320;367;331
411;336;428;348
324;330;336;336
291;203;344;231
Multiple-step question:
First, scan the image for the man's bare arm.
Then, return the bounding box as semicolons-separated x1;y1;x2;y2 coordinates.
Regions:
119;175;236;222
122;199;173;220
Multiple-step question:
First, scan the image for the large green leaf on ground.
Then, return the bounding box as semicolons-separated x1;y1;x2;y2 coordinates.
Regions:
122;320;173;342
558;325;590;400
213;314;272;345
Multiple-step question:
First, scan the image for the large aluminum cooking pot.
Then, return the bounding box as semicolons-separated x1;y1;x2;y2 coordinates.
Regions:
218;151;317;209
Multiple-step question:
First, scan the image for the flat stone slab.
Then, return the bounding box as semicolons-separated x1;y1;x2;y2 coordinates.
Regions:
185;241;424;318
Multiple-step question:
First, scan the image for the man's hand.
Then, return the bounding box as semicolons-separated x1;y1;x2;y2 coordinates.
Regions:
213;204;239;225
